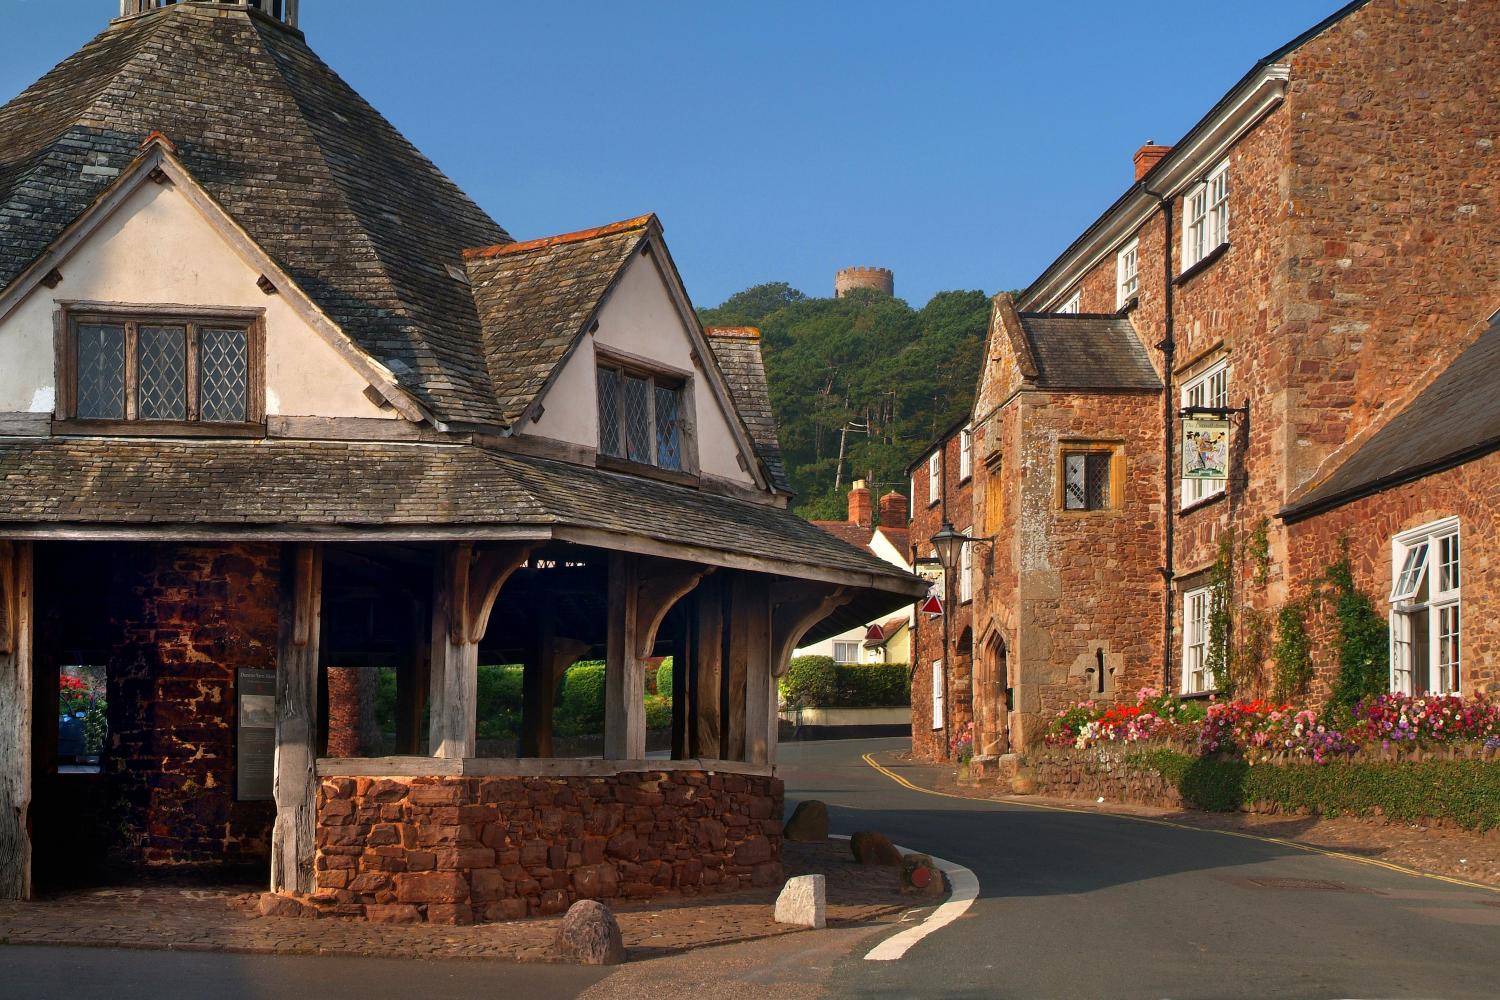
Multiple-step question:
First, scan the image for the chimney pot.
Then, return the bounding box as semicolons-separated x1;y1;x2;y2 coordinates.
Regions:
847;479;873;528
1133;142;1172;181
878;491;909;528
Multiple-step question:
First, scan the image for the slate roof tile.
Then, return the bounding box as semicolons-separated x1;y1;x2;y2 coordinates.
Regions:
705;327;790;492
1016;313;1163;392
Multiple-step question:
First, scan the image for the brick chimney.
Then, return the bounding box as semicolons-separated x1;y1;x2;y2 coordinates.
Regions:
1133;141;1172;180
878;491;909;528
847;479;873;528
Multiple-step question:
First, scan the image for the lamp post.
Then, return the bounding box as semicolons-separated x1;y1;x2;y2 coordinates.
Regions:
930;518;988;761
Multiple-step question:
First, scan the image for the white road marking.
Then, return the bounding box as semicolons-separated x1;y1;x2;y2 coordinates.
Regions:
828;834;980;961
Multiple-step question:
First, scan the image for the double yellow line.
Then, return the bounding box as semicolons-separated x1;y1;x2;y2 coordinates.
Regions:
860;752;1500;895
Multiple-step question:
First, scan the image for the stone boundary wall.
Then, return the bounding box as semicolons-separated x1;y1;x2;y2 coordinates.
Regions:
1027;748;1184;810
301;769;783;924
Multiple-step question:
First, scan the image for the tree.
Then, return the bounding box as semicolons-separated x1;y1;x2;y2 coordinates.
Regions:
699;283;991;517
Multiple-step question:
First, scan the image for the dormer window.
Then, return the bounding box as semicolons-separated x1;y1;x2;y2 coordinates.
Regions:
60;309;263;429
596;361;685;472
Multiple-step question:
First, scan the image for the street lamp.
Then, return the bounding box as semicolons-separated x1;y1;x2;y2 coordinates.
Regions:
929;519;991;760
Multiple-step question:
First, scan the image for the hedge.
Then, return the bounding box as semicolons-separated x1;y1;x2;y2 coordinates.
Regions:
779;655;910;708
1130;748;1500;831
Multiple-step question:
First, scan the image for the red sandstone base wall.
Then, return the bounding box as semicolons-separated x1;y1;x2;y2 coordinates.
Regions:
308;769;784;924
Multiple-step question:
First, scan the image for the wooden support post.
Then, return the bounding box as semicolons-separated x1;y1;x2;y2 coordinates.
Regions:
670;598;692;760
691;575;724;759
724;575;753;761
605;552;642;759
395;596;425;755
521;610;586;759
0;541;33;900
272;542;322;895
740;576;773;766
430;541;534;759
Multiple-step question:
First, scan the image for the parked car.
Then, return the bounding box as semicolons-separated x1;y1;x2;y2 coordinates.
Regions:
58;711;89;764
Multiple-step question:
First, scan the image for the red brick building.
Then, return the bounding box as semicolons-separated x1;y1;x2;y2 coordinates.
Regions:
921;0;1499;762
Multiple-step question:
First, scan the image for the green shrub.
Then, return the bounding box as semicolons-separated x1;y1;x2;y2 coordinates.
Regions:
645;693;673;731
557;662;607;736
655;658;673;697
1126;748;1500;831
475;665;524;738
835;663;910;707
780;655;839;707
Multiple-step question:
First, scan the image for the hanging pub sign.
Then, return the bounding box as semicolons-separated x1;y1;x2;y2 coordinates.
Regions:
1182;416;1230;480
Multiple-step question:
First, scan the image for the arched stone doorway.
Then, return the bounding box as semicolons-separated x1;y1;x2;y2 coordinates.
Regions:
979;634;1010;757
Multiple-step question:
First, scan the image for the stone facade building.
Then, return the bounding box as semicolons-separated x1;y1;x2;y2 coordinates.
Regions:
906;420;975;760
0;1;922;918
913;0;1499;762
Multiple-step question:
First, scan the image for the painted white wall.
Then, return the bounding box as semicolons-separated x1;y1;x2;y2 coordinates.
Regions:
0;178;391;420
522;251;755;486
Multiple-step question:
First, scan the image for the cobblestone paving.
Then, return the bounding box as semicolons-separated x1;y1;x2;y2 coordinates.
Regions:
0;840;912;963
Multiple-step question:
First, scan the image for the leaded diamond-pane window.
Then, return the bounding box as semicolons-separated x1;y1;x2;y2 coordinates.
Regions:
596;367;623;458
68;313;257;427
200;328;249;423
654;384;682;471
76;324;125;419
597;361;689;472
1062;451;1111;511
138;326;188;420
623;374;651;464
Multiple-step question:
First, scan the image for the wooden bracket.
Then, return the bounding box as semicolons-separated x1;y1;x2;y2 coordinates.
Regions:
634;559;713;660
291;543;321;648
449;542;538;646
770;584;852;678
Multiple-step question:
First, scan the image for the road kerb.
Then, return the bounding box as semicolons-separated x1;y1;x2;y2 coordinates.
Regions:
861;751;1500;896
828;833;980;961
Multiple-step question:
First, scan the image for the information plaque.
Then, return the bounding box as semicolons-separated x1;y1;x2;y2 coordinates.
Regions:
237;667;276;802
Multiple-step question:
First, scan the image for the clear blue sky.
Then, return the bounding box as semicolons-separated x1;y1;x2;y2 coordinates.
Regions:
3;1;1339;308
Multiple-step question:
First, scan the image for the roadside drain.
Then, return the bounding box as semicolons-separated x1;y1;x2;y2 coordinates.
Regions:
1217;875;1375;893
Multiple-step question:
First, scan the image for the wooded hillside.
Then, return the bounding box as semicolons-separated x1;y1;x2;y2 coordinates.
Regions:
698;282;991;519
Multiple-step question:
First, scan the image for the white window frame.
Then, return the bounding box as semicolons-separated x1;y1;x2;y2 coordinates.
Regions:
959;524;974;603
931;659;944;730
1058;290;1082;314
1116;237;1139;308
1181;586;1212;694
832;640;861;665
1389;517;1461;695
927;451;941;505
1182;160;1229;270
1180;359;1228;506
958;426;973;481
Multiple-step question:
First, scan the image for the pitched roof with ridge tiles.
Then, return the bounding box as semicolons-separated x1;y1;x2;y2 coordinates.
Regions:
1281;310;1500;520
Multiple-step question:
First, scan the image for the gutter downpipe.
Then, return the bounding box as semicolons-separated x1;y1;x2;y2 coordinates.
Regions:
1142;183;1176;693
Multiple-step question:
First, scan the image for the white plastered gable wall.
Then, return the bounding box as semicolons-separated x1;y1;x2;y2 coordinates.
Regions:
794;527;914;660
521;249;758;488
0;171;393;421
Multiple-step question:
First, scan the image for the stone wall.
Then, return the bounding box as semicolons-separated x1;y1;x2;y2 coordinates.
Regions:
1285;453;1500;699
107;543;280;867
307;769;784;924
1028;748;1185;811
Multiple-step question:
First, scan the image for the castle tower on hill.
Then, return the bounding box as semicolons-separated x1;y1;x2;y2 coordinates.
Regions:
835;266;894;298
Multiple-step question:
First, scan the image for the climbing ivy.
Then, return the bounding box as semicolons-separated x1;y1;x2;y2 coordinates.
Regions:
1203;529;1236;696
1271;601;1313;702
1324;542;1389;721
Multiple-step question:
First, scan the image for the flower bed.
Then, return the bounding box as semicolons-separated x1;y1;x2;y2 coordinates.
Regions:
1033;690;1500;830
1048;689;1500;764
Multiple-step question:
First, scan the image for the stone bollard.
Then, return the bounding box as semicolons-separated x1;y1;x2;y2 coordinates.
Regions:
849;831;903;866
774;874;826;928
554;899;626;965
783;800;830;841
900;853;946;898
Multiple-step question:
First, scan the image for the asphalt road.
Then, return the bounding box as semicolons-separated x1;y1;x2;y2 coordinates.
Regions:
777;738;1500;1000
6;739;1497;1000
